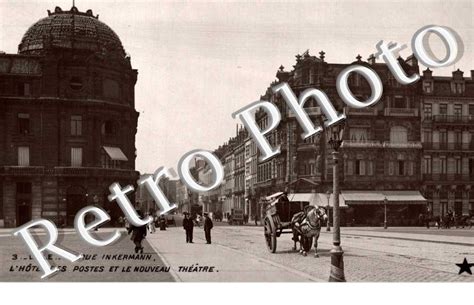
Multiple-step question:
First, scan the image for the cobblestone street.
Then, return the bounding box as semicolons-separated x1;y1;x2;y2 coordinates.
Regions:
1;226;473;282
147;225;474;282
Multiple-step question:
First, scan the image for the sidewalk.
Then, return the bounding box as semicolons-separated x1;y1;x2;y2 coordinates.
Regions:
145;227;323;282
335;227;474;246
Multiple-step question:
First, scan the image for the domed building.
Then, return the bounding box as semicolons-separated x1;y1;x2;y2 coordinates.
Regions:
0;6;139;228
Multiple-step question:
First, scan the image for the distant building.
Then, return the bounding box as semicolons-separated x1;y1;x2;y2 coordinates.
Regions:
0;6;139;228
420;68;474;218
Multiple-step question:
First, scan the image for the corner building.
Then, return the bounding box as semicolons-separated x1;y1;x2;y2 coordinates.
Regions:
0;6;139;228
254;51;426;226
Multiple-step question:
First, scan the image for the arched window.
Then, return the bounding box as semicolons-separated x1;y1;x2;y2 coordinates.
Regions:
390;126;408;143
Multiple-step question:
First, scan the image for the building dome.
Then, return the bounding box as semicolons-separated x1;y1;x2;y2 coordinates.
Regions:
18;6;125;57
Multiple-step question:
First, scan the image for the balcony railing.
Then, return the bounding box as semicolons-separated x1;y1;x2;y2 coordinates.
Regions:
423;173;471;181
423;142;474;151
344;107;378;116
382;142;423;149
54;167;139;179
342;140;382;148
384;108;419;117
1;166;45;176
427;115;474;125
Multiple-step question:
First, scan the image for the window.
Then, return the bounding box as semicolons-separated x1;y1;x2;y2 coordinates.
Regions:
71;115;82;136
452;82;464;94
17;83;31;96
355;160;365;176
408;161;414;176
350;128;368;142
102;121;116;136
439;131;447;145
439;104;447;116
18;146;30;166
71;147;83;167
455;158;462;174
18;113;30;134
454;104;462;118
423;131;432;143
398;160;405;176
303;134;317;144
423;81;433;93
390;126;408;143
367;161;374;176
440;158;447;174
455;131;462;145
346;160;354;175
393;96;405;108
389;161;394;176
469;105;474;117
423;157;432;174
423;103;432;118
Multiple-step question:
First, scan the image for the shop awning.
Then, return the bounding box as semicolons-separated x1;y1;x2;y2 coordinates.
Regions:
288;193;317;204
383;191;427;203
103;146;128;161
340;191;426;205
288;193;348;207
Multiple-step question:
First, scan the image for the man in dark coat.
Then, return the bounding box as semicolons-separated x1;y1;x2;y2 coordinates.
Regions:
183;212;194;243
203;213;213;244
127;210;147;253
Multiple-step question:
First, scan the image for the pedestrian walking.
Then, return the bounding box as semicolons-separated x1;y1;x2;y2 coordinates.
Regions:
159;215;167;231
183;212;194;243
203;212;213;244
127;210;147;254
147;213;156;234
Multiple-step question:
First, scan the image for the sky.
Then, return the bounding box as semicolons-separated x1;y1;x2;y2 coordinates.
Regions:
1;0;473;174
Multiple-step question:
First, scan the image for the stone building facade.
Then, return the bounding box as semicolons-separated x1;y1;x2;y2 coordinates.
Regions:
0;6;139;228
174;53;474;225
420;68;474;218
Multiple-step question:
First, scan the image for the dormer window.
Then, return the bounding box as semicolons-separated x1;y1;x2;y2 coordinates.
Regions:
423;81;433;93
451;81;465;94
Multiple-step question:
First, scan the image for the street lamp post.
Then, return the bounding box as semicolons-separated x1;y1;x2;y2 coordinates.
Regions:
326;190;331;232
384;197;388;229
326;122;346;282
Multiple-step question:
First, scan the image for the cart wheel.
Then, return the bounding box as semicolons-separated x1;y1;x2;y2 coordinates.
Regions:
301;235;313;253
264;216;277;253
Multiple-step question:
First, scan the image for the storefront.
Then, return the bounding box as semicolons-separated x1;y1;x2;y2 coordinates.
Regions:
340;191;427;226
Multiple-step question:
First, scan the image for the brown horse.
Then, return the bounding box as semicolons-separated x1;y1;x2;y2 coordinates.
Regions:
291;205;328;257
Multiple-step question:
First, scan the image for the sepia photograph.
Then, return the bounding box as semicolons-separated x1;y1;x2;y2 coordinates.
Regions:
0;0;473;292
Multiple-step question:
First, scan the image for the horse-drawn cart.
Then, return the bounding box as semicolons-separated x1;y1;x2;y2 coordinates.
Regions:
261;192;326;256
